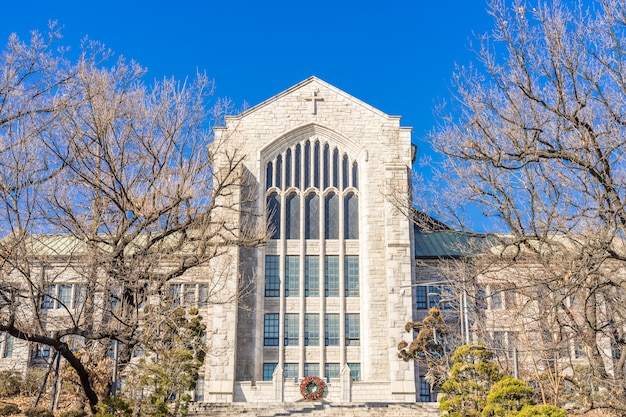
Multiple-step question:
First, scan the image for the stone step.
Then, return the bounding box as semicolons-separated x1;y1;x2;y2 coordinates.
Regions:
189;402;439;417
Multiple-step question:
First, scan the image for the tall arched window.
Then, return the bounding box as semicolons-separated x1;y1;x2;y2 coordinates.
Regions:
324;193;339;240
344;193;358;239
266;162;273;190
333;148;339;188
313;141;320;188
285;193;300;239
305;193;319;239
265;138;359;241
276;155;283;190
295;144;301;188
342;155;349;190
285;149;292;188
267;192;281;240
304;141;311;189
323;143;330;189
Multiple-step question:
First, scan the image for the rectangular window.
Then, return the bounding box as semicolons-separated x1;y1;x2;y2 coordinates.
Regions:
305;255;319;297
284;313;299;346
345;314;360;346
345;256;359;297
492;331;506;351
415;286;427;309
194;377;204;402
347;363;361;381
285;255;299;297
169;284;181;307
2;334;13;358
58;285;72;308
74;285;87;309
284;363;298;379
265;256;280;297
419;377;432;402
41;285;55;309
198;284;209;307
427;286;440;308
305;314;319;346
304;363;319;377
491;287;503;309
263;363;277;381
264;313;279;346
184;285;196;305
325;363;340;379
325;313;340;346
324;256;339;297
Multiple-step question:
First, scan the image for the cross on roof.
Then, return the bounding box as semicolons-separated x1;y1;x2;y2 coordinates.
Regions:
304;90;324;115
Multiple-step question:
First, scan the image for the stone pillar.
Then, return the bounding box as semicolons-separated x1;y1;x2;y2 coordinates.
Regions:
273;365;284;401
340;364;352;402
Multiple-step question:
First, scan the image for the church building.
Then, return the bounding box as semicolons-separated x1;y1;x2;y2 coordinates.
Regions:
204;76;419;403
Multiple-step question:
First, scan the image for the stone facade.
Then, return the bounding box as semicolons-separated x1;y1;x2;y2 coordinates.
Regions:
206;77;417;403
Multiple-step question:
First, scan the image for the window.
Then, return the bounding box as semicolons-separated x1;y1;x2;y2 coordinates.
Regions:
325;363;340;379
284;313;299;346
266;162;273;189
491;287;503;309
305;255;319;297
325;314;340;346
74;285;87;308
305;314;319;346
184;285;196;305
352;162;358;188
285;256;299;297
194;377;204;402
284;363;298;379
324;256;339;297
34;343;50;358
2;334;13;358
276;155;282;189
324;193;339;239
285;148;292;188
419;377;432;402
265;256;280;297
304;363;319;377
305;194;319;239
344;193;359;239
285;193;300;239
345;256;359;296
41;285;55;309
198;284;208;307
169;284;181;307
416;286;427;309
263;363;277;381
342;155;349;189
168;284;209;307
492;331;506;351
427;286;440;308
345;314;360;346
264;314;279;346
265;141;359;243
58;285;72;307
267;193;281;240
347;363;361;381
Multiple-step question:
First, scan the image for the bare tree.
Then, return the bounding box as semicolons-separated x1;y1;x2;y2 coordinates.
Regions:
418;0;626;412
0;29;268;412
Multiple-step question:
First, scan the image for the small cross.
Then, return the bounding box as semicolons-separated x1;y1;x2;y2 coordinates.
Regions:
304;90;324;115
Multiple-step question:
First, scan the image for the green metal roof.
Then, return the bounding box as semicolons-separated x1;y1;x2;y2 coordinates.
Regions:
414;226;487;259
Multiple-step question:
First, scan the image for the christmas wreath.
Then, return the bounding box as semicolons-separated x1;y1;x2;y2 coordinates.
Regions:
300;376;325;401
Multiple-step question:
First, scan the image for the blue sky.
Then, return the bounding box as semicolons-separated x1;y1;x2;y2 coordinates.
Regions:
2;0;494;141
2;0;495;227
